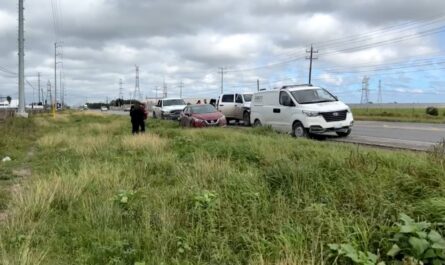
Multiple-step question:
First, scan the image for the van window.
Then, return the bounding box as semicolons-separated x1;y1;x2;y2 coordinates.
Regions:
235;94;243;103
279;91;295;107
221;94;234;103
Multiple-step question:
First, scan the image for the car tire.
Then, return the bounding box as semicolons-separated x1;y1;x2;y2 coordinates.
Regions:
253;119;262;127
152;112;157;119
292;121;307;138
243;112;251;127
336;129;352;137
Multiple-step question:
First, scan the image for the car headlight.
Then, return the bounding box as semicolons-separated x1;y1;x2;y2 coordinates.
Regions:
302;110;320;117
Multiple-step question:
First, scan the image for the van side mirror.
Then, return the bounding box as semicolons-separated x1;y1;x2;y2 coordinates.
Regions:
334;96;338;101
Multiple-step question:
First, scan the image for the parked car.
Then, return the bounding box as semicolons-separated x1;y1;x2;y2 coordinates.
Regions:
250;85;354;137
152;98;187;120
216;92;253;125
179;104;227;128
100;106;108;111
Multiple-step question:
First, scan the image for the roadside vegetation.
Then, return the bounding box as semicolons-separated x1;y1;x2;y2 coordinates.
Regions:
1;112;445;264
352;107;445;123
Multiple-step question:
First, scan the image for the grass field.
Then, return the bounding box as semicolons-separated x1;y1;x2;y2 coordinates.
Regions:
0;112;445;264
352;108;445;123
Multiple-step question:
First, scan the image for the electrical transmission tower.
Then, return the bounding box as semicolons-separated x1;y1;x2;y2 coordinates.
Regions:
133;65;141;100
54;42;63;109
360;76;370;104
47;80;52;108
306;45;318;85
377;79;383;104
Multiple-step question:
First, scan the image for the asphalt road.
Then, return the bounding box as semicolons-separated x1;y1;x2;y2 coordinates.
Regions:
332;121;445;151
96;110;444;151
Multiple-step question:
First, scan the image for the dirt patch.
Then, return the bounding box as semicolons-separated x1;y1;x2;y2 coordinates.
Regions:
12;168;32;178
0;212;7;222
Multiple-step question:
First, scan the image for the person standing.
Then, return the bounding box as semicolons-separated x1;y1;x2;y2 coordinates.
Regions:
130;103;147;134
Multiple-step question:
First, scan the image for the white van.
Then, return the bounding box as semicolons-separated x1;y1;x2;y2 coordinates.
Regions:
217;93;253;125
250;85;354;137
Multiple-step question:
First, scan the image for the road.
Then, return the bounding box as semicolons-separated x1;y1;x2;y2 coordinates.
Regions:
97;110;443;151
332;121;445;151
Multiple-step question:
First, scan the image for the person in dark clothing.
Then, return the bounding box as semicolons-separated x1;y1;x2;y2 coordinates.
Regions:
129;103;147;134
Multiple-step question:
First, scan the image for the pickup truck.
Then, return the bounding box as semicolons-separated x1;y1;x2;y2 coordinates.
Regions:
152;98;187;120
217;93;253;126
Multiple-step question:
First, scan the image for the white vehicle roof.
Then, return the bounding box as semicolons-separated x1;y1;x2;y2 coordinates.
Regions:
162;98;184;101
282;85;321;92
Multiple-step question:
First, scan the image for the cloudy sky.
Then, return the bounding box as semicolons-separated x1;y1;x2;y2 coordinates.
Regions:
1;0;445;105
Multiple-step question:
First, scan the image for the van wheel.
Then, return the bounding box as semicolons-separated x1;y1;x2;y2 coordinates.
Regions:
243;112;251;126
336;129;351;137
253;119;262;127
292;122;307;138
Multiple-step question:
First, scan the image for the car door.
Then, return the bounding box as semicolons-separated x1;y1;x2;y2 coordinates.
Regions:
218;94;235;118
154;100;161;117
180;106;190;127
274;91;296;133
234;94;244;120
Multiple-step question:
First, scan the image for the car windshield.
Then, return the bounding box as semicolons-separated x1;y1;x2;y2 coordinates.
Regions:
243;94;253;102
290;89;337;104
190;104;216;114
163;99;186;106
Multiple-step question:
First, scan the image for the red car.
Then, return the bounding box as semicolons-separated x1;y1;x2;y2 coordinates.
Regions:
179;104;227;128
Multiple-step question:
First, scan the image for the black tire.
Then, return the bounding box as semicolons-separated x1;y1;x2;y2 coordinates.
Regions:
292;121;307;138
152;112;157;119
243;112;251;126
253;119;262;127
336;129;352;137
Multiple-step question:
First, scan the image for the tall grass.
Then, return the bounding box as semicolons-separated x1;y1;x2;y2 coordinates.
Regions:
0;113;445;264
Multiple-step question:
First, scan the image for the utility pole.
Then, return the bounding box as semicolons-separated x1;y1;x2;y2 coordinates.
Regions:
54;42;57;109
119;79;124;106
257;79;260;92
59;70;63;109
37;73;41;104
179;81;184;98
17;0;27;117
306;44;318;85
377;79;383;104
38;72;41;103
219;67;226;94
134;65;141;101
360;76;370;104
163;78;168;98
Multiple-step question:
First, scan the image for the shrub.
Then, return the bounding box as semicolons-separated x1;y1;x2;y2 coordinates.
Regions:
426;107;439;116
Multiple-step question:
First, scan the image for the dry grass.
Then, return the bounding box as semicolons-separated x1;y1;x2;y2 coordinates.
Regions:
120;133;167;153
